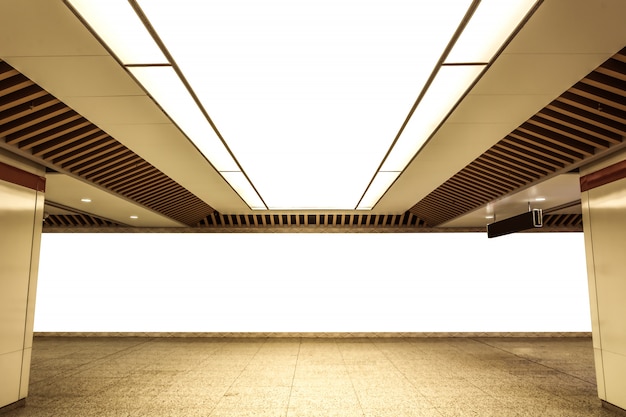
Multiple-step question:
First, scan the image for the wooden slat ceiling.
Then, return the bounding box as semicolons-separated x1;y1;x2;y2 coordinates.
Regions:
45;213;122;228
3;46;624;232
542;213;582;229
42;210;581;231
410;47;626;227
0;59;215;227
191;211;580;231
197;212;428;229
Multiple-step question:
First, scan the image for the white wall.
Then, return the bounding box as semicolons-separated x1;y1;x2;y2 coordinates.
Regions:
34;232;590;333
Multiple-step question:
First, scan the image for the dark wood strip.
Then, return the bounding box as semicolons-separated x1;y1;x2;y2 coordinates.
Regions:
33;126;103;157
557;92;626;126
1;103;71;138
508;131;584;161
84;154;142;181
490;144;556;173
545;102;625;139
530;113;617;148
0;63;19;81
62;144;124;171
496;140;565;170
583;72;626;95
570;82;626;111
49;135;113;164
95;162;152;186
481;152;542;180
111;170;162;193
0;74;32;97
464;162;525;188
20;119;92;150
447;175;502;200
74;148;132;176
517;123;595;156
3;107;77;141
0;86;48;113
0;96;59;125
596;58;626;81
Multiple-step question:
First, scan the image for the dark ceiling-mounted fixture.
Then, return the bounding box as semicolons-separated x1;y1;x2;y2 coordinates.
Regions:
487;208;543;238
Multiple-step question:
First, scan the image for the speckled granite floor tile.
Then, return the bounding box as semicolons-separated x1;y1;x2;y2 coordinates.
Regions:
1;336;620;417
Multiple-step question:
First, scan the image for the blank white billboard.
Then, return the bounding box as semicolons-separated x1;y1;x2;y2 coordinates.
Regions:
34;232;590;332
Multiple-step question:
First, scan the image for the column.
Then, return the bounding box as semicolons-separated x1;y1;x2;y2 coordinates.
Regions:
0;154;45;412
581;148;626;412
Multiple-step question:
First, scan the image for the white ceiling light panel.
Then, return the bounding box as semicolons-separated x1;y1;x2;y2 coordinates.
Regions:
380;64;486;172
357;171;401;210
220;171;266;210
445;0;538;64
365;0;539;208
136;0;472;210
128;66;239;172
67;0;167;65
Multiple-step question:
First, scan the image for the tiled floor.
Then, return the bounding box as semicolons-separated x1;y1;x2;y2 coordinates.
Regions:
2;336;619;417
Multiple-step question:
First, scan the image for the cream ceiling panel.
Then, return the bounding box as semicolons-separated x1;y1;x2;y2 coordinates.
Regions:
3;56;143;99
98;123;249;213
45;174;185;228
446;94;557;126
376;122;517;213
61;96;170;127
0;0;105;57
504;0;626;55
471;53;613;97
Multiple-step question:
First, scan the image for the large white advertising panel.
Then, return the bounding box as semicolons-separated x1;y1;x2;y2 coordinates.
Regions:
35;232;590;332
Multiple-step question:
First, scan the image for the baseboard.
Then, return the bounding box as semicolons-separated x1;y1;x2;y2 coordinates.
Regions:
33;331;592;338
0;399;25;415
602;400;626;416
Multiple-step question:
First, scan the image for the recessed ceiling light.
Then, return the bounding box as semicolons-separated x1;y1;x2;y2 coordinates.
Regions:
535;197;546;202
80;198;92;203
130;215;139;219
485;215;494;219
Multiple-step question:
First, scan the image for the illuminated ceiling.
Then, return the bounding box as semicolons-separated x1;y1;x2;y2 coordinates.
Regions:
1;0;625;231
66;0;539;210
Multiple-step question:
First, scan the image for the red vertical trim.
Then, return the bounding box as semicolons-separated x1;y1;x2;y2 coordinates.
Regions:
0;161;46;192
580;159;626;192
